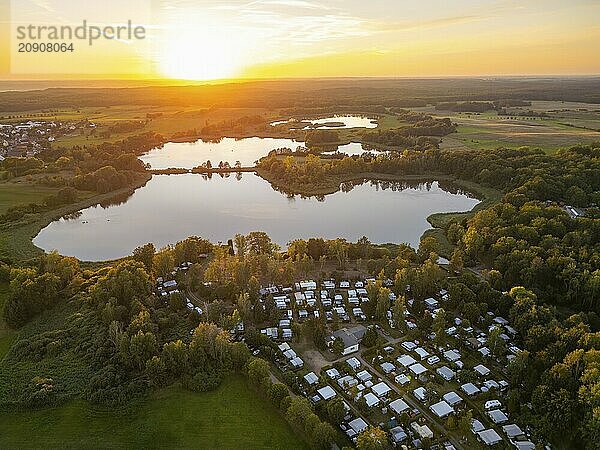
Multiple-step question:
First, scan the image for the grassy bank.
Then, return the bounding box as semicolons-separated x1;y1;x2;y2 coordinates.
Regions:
0;375;307;449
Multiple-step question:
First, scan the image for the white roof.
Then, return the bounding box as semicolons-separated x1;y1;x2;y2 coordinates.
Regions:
402;341;417;351
371;381;391;397
461;383;480;396
317;385;337;400
478;429;502;445
409;363;428;375
415;347;429;359
397;354;417;367
357;370;372;382
347;357;361;369
413;387;427;400
395;374;410;385
326;368;340;379
364;392;380;407
381;362;395;373
430;400;454;418
348;417;368;434
471;419;485;433
502;423;524;438
389;398;410;414
304;372;319;385
443;349;461;362
488;409;509;424
442;391;463;406
436;365;455;380
474;364;490;376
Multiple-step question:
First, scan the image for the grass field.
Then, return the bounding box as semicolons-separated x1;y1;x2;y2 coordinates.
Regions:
0;282;16;360
0;182;62;215
0;376;307;450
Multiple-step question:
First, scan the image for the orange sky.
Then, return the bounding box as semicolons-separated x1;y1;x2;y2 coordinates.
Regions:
1;0;599;81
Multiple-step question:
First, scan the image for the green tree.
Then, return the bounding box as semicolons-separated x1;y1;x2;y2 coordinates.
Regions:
356;426;390;450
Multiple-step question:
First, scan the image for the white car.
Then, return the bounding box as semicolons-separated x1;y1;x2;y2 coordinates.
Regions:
484;399;502;410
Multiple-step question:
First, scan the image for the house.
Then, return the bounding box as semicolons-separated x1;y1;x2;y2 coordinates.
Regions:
424;297;439;309
395;374;410;385
413;387;427;402
397;354;417;367
430;400;454;418
443;391;463;406
289;357;304;369
326;326;367;355
325;368;340;379
411;422;434;440
409;363;428;376
380;362;395;374
401;341;417;352
348;417;368;434
471;419;485;433
461;382;480;396
437;365;455;381
347;357;361;370
415;347;430;360
474;364;491;377
304;372;319;386
477;429;502;446
389;398;410;415
389;426;407;444
488;409;509;424
317;385;337;400
357;370;372;382
364;392;380;408
443;349;461;362
514;442;536;450
502;424;524;439
371;381;391;397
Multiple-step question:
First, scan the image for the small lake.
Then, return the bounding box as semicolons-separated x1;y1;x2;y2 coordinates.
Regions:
33;174;479;261
140;137;305;169
141;138;384;169
324;142;388;156
271;115;377;129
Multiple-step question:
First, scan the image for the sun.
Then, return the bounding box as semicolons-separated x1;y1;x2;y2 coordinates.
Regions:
158;25;248;81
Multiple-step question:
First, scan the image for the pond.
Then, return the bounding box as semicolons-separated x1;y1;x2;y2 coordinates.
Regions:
140;138;386;169
33;174;479;261
270;115;377;129
140;137;305;169
323;142;388;156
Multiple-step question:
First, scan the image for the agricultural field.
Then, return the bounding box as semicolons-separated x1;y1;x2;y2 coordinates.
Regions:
0;181;62;215
0;376;307;449
415;101;600;153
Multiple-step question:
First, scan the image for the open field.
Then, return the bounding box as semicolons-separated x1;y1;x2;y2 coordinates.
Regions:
0;376;307;449
0;283;16;360
408;101;600;153
0;182;62;215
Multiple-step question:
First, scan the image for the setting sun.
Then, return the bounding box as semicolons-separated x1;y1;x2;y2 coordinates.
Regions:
158;27;246;80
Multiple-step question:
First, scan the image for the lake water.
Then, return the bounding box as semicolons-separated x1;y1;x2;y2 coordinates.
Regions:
33;174;479;261
325;142;388;156
141;138;385;169
140;137;305;169
271;115;377;129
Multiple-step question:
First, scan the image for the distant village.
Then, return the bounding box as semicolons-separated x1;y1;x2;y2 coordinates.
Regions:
0;120;93;160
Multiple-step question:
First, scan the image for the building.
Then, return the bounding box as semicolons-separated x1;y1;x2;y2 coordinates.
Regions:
477;429;502;446
430;400;454;418
326;325;367;355
389;398;410;415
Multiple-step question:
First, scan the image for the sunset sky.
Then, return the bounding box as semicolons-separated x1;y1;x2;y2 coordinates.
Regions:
1;0;599;80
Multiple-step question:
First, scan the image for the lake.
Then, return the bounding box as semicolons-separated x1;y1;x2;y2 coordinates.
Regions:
270;115;377;129
141;138;383;169
140;137;305;169
324;142;388;156
33;174;479;261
